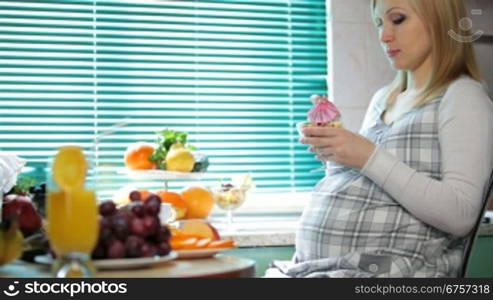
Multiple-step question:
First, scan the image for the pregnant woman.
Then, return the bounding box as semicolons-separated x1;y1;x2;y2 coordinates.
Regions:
267;0;493;277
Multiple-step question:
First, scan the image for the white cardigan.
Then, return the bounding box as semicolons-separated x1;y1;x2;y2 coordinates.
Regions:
361;76;493;237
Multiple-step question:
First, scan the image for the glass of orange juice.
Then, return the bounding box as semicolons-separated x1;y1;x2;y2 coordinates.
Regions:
47;146;98;277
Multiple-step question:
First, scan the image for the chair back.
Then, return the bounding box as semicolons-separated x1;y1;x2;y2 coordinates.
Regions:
459;170;493;277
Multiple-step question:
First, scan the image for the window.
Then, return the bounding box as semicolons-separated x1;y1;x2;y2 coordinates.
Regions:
0;0;327;204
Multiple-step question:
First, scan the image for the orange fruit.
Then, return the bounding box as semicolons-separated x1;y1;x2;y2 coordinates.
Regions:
123;142;156;170
180;186;214;219
156;190;188;219
170;237;198;250
53;146;87;191
195;238;212;248
207;239;235;249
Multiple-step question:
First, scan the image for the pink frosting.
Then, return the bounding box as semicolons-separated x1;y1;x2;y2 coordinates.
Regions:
308;97;340;123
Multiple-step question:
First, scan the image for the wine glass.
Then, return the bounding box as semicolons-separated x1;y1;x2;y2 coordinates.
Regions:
296;121;329;173
46;146;98;278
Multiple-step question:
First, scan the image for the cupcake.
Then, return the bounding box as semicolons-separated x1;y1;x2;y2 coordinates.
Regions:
298;95;342;132
309;95;342;127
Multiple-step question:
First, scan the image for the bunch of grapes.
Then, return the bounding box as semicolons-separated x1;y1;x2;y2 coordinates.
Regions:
92;192;171;260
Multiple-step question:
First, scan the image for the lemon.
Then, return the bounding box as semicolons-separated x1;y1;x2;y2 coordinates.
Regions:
169;142;185;151
166;145;195;172
53;146;87;191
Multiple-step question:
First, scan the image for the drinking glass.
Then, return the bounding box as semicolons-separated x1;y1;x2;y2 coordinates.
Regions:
46;146;98;278
296;121;328;173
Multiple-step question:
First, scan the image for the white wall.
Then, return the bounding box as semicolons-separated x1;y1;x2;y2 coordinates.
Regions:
466;0;493;98
467;0;493;35
327;0;493;132
327;0;395;132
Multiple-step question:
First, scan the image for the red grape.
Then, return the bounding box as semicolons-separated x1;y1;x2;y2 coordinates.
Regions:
125;235;144;258
99;201;116;216
115;208;134;223
98;226;115;247
142;215;160;236
99;216;111;229
112;215;129;240
129;202;145;218
156;241;171;256
140;241;158;257
144;195;161;216
129;217;146;237
107;239;125;259
152;226;171;243
129;190;141;202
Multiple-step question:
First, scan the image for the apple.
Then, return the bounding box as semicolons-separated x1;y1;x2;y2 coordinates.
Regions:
180;219;220;241
2;196;42;236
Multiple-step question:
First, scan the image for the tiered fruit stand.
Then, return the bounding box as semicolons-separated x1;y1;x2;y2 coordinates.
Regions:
121;169;205;191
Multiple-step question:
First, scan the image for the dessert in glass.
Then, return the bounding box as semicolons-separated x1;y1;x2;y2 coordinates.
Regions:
47;146;98;277
211;174;253;232
297;95;342;172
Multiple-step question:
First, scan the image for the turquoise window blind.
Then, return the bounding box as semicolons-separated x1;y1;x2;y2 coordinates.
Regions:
0;0;327;197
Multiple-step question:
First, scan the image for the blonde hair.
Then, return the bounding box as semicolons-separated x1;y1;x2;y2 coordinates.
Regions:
371;0;482;108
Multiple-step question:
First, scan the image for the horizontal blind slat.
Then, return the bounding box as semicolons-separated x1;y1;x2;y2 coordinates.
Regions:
1;0;327;195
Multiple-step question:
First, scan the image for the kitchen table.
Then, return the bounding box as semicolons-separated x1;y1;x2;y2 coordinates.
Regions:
0;255;256;278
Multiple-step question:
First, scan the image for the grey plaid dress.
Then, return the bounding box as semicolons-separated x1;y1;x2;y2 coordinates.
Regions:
288;93;465;277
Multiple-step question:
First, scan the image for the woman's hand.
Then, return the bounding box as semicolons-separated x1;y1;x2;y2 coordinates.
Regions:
300;126;376;169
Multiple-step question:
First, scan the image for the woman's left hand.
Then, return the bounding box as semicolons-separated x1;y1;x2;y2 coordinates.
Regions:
300;126;376;169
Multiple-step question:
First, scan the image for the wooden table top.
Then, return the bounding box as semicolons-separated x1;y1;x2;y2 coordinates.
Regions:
0;255;256;278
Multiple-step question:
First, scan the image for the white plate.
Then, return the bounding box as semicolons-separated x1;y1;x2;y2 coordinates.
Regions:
121;169;204;180
34;251;178;270
176;248;232;259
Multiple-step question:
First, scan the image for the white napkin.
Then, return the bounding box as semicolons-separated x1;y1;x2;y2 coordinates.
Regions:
0;153;27;193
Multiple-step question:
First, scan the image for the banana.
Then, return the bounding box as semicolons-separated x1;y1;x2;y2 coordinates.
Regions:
0;220;24;265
